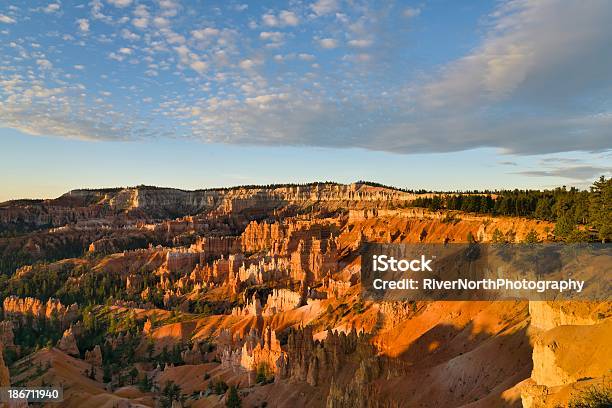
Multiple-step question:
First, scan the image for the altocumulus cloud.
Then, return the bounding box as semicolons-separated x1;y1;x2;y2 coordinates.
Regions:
0;0;610;157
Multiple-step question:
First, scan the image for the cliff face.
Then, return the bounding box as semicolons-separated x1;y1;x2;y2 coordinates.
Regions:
342;209;552;245
0;183;418;230
521;302;612;407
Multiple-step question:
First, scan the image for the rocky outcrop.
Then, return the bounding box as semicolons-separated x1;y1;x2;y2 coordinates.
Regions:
190;236;240;259
57;327;80;356
231;294;262;317
343;209;553;245
219;326;285;383
529;301;609;331
521;301;612;407
277;326;372;387
3;296;78;328
241;221;286;253
240;218;340;284
263;289;303;315
84;345;103;366
532;321;612;387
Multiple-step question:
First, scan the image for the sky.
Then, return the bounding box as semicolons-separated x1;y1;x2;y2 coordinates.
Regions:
0;0;611;201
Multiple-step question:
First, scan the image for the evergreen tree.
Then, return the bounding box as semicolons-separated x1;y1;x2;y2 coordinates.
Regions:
534;198;553;221
103;365;112;383
554;214;577;241
589;176;611;242
226;386;242;408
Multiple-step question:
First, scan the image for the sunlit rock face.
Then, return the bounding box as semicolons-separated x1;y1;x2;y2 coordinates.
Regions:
521;302;612;407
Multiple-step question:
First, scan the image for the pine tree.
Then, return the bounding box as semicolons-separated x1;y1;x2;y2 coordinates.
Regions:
554;214;577;241
226;386;242;408
589;176;611;242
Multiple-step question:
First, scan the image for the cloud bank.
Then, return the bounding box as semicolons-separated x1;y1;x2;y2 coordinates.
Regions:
0;0;610;156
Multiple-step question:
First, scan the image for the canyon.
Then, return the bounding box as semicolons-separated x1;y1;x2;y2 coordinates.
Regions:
0;183;608;407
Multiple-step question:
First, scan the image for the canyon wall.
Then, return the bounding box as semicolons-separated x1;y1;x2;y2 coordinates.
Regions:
521;301;612;407
0;183;419;230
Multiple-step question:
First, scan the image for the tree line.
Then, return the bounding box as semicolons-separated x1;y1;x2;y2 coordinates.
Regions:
410;176;611;242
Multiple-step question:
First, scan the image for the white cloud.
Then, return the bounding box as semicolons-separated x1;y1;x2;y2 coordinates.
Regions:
0;78;138;142
191;27;219;41
132;4;148;28
245;93;289;108
311;0;338;16
107;0;132;7
403;7;421;18
133;4;148;17
0;14;16;24
121;28;140;41
76;19;90;32
190;60;208;74
91;0;112;22
108;52;124;61
118;47;132;55
239;59;260;70
260;31;284;42
132;17;148;28
153;17;170;28
173;45;191;65
298;53;315;61
44;3;61;13
279;10;299;26
163;30;185;44
263;10;299;27
344;53;371;62
159;0;178;9
262;13;278;27
348;39;372;48
74;65;85;70
36;59;53;70
319;38;338;49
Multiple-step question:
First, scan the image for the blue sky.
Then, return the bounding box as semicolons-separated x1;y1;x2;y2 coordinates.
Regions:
0;0;611;201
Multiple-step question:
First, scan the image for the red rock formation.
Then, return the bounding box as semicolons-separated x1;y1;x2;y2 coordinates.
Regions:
2;296;78;328
190;236;240;259
263;289;303;315
220;326;285;384
57;326;79;356
84;345;103;366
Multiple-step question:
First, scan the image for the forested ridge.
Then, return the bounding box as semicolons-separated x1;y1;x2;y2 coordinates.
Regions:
410;176;611;242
